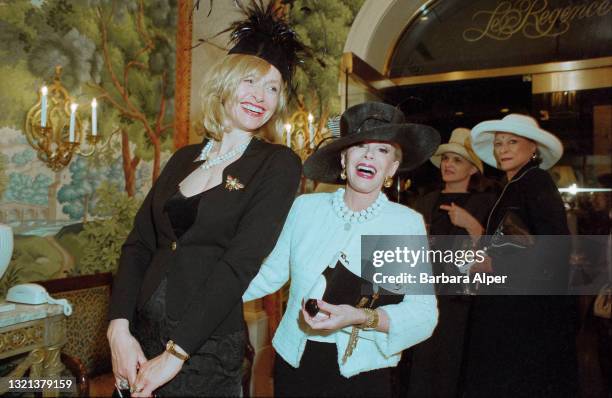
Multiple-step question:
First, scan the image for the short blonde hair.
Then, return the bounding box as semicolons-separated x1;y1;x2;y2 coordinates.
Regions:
199;54;288;142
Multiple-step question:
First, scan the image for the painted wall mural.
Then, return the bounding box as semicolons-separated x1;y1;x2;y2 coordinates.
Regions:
0;0;178;293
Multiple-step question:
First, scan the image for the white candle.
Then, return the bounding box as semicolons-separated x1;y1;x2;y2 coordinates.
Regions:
41;86;48;128
284;123;292;148
69;103;78;142
308;113;315;149
91;98;97;136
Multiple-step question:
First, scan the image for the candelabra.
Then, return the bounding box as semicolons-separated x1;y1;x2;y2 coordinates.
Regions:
24;66;115;171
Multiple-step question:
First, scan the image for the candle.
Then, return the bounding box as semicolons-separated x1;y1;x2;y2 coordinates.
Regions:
307;113;315;149
41;86;48;128
284;123;292;148
69;103;78;142
91;98;97;136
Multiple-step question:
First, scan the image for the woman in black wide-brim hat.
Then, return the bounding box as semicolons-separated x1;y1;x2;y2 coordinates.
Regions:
244;101;441;397
107;2;305;396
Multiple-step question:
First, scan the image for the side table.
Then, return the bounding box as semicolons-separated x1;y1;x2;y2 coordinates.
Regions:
0;303;67;397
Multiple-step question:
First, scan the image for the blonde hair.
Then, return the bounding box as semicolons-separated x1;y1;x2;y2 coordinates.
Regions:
199;54;288;142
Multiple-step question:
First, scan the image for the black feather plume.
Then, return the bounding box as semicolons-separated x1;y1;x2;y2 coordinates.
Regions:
223;0;307;88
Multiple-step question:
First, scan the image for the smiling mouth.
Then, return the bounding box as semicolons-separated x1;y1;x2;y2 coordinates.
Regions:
356;164;377;179
240;102;266;117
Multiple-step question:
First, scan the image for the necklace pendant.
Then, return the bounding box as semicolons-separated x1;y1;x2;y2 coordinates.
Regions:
344;222;351;231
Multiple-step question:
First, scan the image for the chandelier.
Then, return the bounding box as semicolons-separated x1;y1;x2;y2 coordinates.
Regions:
24;66;115;171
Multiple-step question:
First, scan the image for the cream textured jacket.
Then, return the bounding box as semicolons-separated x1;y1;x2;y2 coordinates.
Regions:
243;191;438;377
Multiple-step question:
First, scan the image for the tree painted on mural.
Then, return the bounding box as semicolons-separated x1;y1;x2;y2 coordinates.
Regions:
57;154;127;220
0;0;176;197
85;0;177;195
11;149;36;167
57;157;97;220
286;0;364;119
4;173;52;206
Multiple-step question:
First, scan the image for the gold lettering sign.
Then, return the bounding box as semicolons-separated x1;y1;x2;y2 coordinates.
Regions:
463;0;612;41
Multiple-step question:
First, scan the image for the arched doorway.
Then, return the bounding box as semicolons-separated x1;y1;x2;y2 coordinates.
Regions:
342;0;611;190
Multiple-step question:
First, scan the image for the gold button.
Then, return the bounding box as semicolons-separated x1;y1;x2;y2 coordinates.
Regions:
171;241;177;251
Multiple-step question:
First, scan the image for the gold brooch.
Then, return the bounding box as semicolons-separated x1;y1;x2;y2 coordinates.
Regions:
225;175;244;191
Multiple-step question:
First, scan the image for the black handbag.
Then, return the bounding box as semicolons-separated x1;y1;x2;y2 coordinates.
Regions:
490;209;535;249
305;259;403;317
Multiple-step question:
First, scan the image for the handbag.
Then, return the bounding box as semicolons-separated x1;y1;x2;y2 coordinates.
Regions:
304;257;403;317
490;209;535;249
304;254;404;364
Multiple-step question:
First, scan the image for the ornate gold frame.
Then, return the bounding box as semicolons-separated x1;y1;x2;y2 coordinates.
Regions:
173;0;193;149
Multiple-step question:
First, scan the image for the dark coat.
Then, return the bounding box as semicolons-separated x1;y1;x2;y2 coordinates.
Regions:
109;138;302;354
414;189;496;236
463;160;578;397
408;189;495;398
484;161;571;293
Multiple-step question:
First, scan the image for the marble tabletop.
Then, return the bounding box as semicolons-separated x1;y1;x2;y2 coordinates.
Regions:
0;302;63;328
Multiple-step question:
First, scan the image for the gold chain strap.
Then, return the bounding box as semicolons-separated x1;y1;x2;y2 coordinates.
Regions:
341;293;380;364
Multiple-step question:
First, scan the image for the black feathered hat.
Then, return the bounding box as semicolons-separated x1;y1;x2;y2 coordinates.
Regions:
225;0;305;87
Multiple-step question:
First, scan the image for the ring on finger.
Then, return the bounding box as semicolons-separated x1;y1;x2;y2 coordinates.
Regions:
118;379;129;390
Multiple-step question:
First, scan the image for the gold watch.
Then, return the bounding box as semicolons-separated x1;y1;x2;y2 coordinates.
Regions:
165;340;189;361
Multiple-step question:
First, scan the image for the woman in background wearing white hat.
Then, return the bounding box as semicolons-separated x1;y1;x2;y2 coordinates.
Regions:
407;128;497;397
463;114;577;397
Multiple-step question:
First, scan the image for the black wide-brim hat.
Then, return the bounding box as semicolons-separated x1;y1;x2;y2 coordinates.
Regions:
304;102;441;184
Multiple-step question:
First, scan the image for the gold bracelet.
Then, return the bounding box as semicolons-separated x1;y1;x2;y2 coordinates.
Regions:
360;308;379;329
166;340;190;361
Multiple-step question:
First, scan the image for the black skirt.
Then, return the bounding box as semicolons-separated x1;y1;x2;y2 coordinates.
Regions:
274;340;391;397
133;278;245;397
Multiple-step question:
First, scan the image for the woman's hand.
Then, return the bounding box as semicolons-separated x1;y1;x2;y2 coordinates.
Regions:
107;319;147;390
131;351;184;397
440;202;484;239
301;299;366;331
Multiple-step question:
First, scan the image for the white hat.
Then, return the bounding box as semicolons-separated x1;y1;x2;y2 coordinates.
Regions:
431;128;483;173
471;114;563;170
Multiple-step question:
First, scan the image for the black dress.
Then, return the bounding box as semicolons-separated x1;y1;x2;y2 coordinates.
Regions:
407;190;495;398
274;341;392;397
462;161;578;397
133;190;244;397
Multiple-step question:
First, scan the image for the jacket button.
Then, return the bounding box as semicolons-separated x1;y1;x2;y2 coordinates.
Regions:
171;241;177;251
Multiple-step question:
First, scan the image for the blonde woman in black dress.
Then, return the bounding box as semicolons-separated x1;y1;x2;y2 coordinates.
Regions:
107;3;305;396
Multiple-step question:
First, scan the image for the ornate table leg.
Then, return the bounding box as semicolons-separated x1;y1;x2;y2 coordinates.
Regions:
29;348;46;378
42;345;65;397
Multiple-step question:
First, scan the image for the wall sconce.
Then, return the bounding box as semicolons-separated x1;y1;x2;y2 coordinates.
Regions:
284;97;327;162
24;65;116;171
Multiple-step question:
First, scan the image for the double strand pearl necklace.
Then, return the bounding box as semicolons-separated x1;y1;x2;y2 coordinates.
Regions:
332;188;387;231
196;138;251;170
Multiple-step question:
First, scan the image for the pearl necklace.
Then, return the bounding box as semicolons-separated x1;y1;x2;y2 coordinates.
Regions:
196;139;251;170
332;188;387;231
